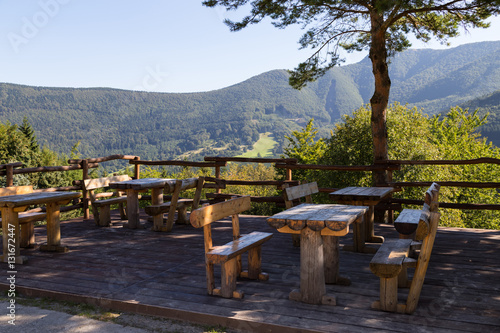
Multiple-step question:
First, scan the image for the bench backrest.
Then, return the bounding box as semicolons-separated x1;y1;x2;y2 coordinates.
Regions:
190;196;251;228
283;182;319;209
394;182;440;240
415;182;440;240
190;196;251;253
83;175;132;191
0;185;34;197
406;183;440;314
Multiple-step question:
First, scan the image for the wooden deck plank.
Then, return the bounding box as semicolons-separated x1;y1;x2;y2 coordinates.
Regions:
1;210;499;332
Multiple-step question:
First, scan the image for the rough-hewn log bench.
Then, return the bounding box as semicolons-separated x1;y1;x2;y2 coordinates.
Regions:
83;175;131;226
145;177;204;232
0;185;46;248
370;183;440;314
190;196;273;299
282;182;319;247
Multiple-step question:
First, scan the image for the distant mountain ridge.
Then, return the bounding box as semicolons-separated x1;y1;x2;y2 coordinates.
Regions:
1;40;500;160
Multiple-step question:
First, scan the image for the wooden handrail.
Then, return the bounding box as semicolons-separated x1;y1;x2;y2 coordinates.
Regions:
204;156;298;164
388;181;500;188
129;160;226;167
68;154;140;164
204;177;298;187
0;162;23;169
384;158;500;165
274;163;400;171
0;163;98;176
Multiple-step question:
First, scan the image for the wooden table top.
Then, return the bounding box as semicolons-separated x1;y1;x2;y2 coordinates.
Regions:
0;191;81;208
329;187;394;202
267;203;368;233
108;178;176;190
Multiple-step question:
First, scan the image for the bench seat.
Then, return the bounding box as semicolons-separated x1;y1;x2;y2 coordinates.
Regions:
0;211;47;248
145;198;194;216
207;231;273;264
369;238;413;278
92;196;127;207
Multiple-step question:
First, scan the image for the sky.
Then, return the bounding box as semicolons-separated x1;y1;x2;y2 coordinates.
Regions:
1;0;500;93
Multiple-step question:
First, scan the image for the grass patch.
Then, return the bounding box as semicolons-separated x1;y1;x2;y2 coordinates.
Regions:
237;132;277;158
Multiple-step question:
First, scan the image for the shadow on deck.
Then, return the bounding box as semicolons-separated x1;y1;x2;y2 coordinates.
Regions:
1;211;499;332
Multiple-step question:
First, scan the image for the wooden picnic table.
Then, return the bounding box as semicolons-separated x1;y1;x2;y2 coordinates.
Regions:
329;187;394;250
267;203;368;305
0;191;81;264
108;178;176;229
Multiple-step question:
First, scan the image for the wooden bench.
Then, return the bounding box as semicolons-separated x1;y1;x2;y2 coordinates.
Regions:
283;182;319;247
0;185;46;248
370;183;440;314
83;175;131;226
145;177;205;232
190;196;273;299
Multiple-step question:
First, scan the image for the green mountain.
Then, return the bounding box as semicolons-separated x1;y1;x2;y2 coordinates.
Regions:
459;90;500;146
1;41;500;161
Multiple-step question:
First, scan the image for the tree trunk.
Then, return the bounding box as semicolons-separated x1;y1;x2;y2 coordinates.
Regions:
369;12;390;186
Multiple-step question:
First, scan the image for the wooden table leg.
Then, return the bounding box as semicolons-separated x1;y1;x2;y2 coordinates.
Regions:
323;235;351;286
1;208;27;264
151;187;164;231
40;202;68;252
289;227;336;305
124;189;141;229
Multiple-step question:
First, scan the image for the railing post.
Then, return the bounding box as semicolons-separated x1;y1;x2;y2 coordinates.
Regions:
134;157;140;179
387;168;394;224
82;159;90;219
215;164;221;194
6;164;14;187
286;167;292;182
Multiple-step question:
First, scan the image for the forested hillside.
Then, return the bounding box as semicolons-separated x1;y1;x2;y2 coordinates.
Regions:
1;41;500;161
460;90;500;147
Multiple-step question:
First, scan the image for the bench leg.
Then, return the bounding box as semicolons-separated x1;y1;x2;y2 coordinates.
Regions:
176;206;189;225
240;246;269;281
217;258;243;298
164;203;177;232
151;187;164;231
99;205;111;227
376;277;399;312
118;202;127;220
205;260;215;295
398;264;412;288
92;205;101;226
20;223;35;248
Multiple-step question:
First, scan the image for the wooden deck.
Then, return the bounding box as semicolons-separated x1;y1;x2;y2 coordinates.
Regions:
1;210;499;332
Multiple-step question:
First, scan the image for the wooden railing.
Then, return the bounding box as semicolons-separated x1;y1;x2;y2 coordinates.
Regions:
2;155;500;222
